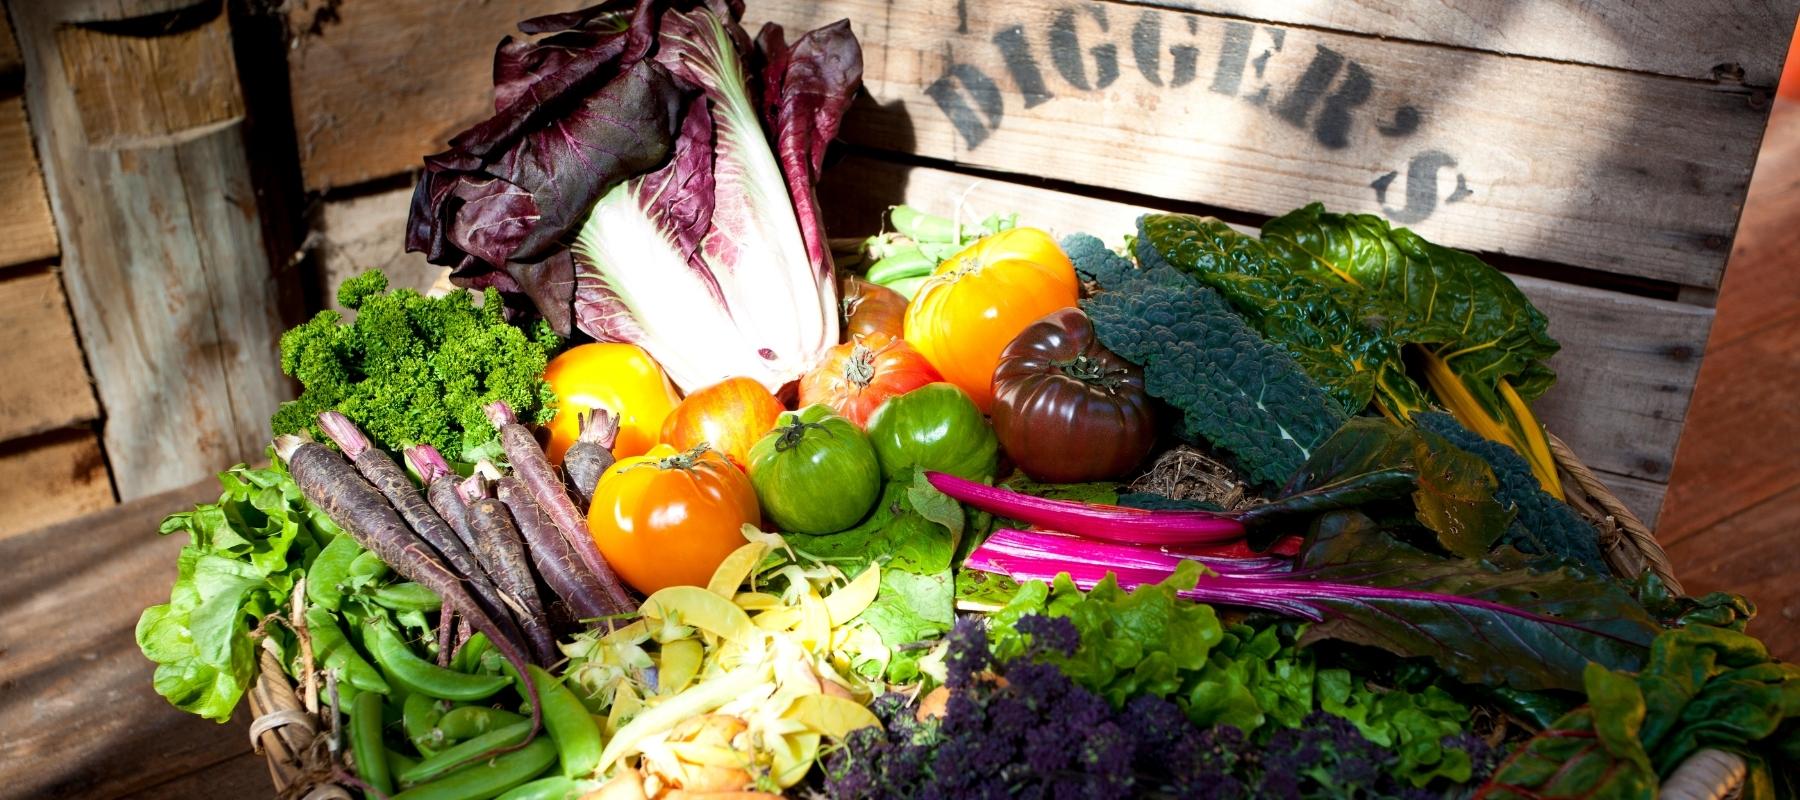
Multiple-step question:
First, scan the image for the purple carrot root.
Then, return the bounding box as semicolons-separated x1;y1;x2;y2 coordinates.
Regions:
318;413;517;644
498;476;614;623
275;438;541;761
562;408;620;509
467;496;560;666
485;402;635;614
411;444;484;559
436;605;455;667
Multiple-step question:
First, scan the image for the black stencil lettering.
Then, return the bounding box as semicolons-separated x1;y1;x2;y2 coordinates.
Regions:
1050;6;1117;91
926;63;1005;149
1132;12;1163;85
1276;45;1345;128
1314;61;1370;148
1170;16;1199;87
1211;21;1252;95
1371;150;1460;224
993;25;1055;108
1378;105;1421;137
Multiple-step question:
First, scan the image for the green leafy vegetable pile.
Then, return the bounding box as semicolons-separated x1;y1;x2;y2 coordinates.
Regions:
271;271;560;462
136;462;336;720
1065;233;1346;485
1486;625;1800;800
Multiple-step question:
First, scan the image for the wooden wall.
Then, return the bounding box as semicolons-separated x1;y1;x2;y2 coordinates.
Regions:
0;9;112;537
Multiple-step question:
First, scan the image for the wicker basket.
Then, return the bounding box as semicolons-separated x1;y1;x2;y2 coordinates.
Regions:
243;437;1745;800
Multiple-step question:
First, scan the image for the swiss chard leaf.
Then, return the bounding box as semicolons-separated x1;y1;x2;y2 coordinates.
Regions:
1248;418;1511;558
1292;511;1660;693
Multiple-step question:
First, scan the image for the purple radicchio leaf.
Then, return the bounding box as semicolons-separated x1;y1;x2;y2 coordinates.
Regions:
753;20;862;283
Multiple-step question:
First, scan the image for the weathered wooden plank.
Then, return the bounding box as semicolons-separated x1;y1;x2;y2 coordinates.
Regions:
285;0;568;191
753;0;1768;289
318;185;442;310
818;157;1705;515
13;0;292;500
1711;100;1800;348
1132;1;1800;87
1658;301;1800;543
0;94;58;268
0;479;243;800
0;269;99;441
53;11;243;149
0;428;114;539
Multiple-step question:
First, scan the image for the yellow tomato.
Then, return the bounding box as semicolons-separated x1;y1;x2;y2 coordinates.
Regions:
902;228;1080;411
543;343;681;463
587;445;760;594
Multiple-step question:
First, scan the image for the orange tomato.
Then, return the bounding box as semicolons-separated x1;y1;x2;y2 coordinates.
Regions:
798;333;941;429
902;228;1080;411
660;377;785;469
587;446;759;594
542;343;681;464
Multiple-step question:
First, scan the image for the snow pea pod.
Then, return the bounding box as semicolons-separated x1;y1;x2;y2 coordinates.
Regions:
452;632;492;675
367;620;509;702
436;705;526;742
398;721;534;785
517;664;602;778
387;746;421;776
306;534;363;611
305;605;389;695
373;582;443;612
403;693;447;757
392;737;557;800
349;548;392;580
350;691;394;797
497;776;578;800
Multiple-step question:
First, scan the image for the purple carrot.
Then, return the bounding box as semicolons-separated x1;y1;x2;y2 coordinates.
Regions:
464;481;560;666
408;444;483;558
318;414;523;650
562;408;620;509
498;475;615;624
435;607;456;667
486;402;635;614
274;435;541;759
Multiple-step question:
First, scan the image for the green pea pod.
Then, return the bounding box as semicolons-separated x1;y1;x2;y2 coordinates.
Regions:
373;582;443;612
306;606;389;695
398;721;534;786
915;240;963;261
436;705;527;742
520;664;602;779
404;693;448;757
452;633;492;675
393;737;557;800
890;205;958;242
307;535;364;611
367;620;509;702
882;274;930;302
350;691;394;797
497;776;578;800
387;746;421;776
865;248;934;284
350;549;392;580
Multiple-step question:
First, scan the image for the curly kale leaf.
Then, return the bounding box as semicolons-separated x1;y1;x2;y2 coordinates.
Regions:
1415;411;1607;574
1067;233;1346;486
271;271;560;461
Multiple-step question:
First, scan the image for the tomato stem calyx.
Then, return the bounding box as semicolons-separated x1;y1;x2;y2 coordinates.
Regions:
1054;355;1129;390
773;419;832;453
844;343;877;389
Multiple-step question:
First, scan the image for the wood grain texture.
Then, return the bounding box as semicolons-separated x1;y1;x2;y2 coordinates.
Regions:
319;185;441;310
752;0;1768;289
0;95;58;268
0;480;247;799
0;428;113;539
1136;1;1800;87
818;157;1703;521
0;269;99;441
54;10;242;148
1664;483;1800;661
12;0;291;500
1708;101;1800;347
284;0;568;191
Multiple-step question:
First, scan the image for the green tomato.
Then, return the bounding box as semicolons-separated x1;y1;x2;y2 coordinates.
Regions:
747;404;883;534
865;382;998;482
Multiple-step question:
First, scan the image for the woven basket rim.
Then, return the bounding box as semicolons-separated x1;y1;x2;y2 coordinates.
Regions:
241;435;1742;800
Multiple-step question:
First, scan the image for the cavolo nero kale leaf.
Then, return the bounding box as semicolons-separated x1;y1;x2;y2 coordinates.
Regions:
1066;233;1346;486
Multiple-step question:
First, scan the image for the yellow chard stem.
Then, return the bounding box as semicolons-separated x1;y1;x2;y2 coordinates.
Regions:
1417;350;1564;499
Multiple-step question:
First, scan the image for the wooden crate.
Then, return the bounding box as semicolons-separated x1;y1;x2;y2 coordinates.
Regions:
278;0;1800;526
